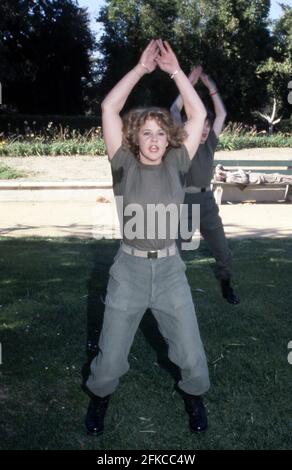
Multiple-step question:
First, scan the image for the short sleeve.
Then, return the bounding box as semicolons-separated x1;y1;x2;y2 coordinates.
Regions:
110;145;135;172
207;129;218;153
164;144;191;173
109;145;136;195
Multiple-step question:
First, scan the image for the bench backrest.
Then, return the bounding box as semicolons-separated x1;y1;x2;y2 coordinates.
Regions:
213;159;292;175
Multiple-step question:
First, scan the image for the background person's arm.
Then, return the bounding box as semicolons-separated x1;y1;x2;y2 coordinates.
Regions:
200;72;227;137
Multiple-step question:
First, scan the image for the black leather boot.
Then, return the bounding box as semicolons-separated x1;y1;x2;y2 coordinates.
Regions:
85;393;110;436
221;279;240;304
182;393;208;433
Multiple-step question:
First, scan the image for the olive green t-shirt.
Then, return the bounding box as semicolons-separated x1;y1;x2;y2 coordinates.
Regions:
186;129;218;188
110;145;191;250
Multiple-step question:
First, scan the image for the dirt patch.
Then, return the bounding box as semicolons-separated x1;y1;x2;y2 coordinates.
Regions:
0;155;111;181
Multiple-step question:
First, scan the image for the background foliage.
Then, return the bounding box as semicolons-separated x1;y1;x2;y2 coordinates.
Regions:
0;1;291;128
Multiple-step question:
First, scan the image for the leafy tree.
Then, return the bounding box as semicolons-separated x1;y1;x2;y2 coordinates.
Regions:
257;4;292;119
95;0;273;122
0;0;95;114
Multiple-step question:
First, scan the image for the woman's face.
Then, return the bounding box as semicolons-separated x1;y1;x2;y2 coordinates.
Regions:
138;118;169;165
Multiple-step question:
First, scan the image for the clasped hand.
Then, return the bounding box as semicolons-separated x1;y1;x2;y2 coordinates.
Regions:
139;39;180;75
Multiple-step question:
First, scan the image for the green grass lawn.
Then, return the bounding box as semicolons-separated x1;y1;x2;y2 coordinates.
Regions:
0;237;291;450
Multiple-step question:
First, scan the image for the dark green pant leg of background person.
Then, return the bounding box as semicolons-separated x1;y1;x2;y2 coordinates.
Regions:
183;192;240;305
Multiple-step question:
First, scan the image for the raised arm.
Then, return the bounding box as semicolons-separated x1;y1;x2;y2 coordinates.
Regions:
156;40;206;159
199;72;227;137
170;65;203;124
101;40;159;160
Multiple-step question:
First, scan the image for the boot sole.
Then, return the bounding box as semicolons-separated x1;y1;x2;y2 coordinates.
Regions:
87;429;104;437
190;425;208;433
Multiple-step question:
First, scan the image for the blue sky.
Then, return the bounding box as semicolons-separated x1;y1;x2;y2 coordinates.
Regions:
77;0;292;37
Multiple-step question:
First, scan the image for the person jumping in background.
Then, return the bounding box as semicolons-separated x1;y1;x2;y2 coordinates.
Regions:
171;66;240;305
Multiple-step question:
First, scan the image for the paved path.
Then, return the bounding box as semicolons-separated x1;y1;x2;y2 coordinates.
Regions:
0;201;291;239
0;148;291;239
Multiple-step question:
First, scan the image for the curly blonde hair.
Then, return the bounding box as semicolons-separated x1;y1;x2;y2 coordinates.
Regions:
122;107;187;159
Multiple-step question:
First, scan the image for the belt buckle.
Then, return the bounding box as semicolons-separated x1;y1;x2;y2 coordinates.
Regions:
147;251;158;259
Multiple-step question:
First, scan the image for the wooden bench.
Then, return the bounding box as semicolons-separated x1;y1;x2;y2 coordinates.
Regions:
211;158;292;203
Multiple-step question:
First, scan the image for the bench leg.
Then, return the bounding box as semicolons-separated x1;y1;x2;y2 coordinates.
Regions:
214;186;223;205
284;184;292;203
